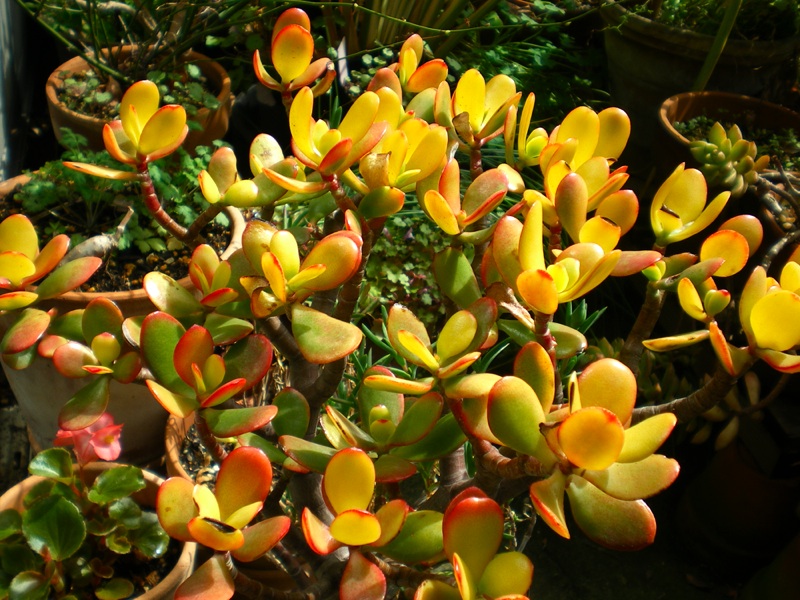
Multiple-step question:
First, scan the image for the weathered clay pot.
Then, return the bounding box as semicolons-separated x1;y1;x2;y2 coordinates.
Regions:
0;462;197;598
46;46;232;152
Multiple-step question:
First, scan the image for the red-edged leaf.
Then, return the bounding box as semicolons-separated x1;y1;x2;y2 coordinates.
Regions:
443;487;503;580
57;376;111;431
232;515;292;562
157;477;198;542
188;516;245;551
0;308;50;354
35;257;102;299
566;476;657;551
341;551;386;600
290;304;363;363
219;333;272;389
203;405;278;437
301;508;342;555
330;510;382;546
199;378;248;408
279;435;336;472
52;341;96;378
175;554;234;600
174;325;214;388
140;312;192;395
216;447;272;522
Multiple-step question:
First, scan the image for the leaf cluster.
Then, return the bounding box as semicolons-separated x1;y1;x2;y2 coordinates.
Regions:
0;448;169;600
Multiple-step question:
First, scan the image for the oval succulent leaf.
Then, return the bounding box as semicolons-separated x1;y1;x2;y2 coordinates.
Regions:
443;488;504;580
566;476;656;551
487;376;546;456
323;448;375;514
578;454;680;501
290;304;363;364
558;407;625;471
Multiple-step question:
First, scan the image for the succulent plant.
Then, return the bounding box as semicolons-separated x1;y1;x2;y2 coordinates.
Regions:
689;121;770;198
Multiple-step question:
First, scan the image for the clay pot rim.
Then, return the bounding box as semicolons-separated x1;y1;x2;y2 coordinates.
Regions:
658;90;800;148
45;45;232;127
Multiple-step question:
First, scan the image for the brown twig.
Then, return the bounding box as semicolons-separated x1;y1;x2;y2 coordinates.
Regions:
632;363;739;424
619;282;666;379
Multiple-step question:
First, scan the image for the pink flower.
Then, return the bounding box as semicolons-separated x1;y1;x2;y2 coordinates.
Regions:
54;413;123;465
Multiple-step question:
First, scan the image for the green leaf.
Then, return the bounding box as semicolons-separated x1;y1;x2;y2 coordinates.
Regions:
291;304;363;364
434;248;482;309
27;448;73;482
272;388;311;438
95;578;135;600
35;257;102;299
108;497;142;529
377;510;444;564
8;571;51;600
57;376;112;432
22;496;85;561
129;513;170;559
0;510;22;541
87;466;145;504
203;405;278;437
390;414;466;461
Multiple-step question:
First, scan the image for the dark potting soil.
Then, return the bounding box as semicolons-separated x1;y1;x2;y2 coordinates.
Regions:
0;182;231;293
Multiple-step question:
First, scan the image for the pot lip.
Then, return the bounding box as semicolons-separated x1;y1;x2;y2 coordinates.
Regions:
600;2;800;51
658;90;800;147
45;45;231;124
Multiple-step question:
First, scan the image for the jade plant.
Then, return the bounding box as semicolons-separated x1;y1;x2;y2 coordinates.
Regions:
0;418;171;600
4;6;800;599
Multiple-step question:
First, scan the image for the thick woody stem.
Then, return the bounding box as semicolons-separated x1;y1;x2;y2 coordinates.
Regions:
619;282;666;379
632;363;739;424
226;551;329;600
366;552;453;588
137;163;190;242
470;146;483;180
184;203;225;246
533;310;563;404
194;409;228;464
472;438;551;480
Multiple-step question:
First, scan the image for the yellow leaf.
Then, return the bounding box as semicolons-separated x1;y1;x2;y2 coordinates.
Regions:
324;448;375;514
558;407;625;470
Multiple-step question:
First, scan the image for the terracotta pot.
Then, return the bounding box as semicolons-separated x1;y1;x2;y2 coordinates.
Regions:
656;90;800;178
600;3;800;161
46;46;232;152
0;462;197;598
0;203;245;466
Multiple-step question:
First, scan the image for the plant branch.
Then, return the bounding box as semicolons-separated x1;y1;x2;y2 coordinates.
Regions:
632;362;739;424
619;282;666;379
